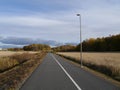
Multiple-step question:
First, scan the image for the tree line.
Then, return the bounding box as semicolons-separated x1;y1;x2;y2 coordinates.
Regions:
8;44;51;51
53;34;120;52
52;45;76;52
23;44;51;51
7;34;120;52
76;34;120;51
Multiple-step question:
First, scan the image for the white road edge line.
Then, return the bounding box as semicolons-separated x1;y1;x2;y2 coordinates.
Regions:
51;54;82;90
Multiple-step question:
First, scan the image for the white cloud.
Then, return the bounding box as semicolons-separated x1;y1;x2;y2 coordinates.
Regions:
0;0;120;42
0;16;66;27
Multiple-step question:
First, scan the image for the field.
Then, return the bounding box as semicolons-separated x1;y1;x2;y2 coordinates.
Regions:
0;51;37;57
58;52;120;81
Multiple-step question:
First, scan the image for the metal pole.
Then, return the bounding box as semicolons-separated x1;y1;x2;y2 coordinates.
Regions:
77;14;83;68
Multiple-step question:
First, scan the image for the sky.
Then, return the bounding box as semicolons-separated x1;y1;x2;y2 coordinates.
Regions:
0;0;120;43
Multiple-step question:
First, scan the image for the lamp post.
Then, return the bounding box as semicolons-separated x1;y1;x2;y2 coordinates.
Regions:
76;14;83;68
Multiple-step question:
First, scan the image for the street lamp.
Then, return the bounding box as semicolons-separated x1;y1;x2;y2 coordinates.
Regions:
76;14;83;68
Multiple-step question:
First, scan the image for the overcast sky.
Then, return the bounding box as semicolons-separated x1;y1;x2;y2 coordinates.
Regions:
0;0;120;43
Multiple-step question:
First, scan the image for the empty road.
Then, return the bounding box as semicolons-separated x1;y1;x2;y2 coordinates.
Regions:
20;53;120;90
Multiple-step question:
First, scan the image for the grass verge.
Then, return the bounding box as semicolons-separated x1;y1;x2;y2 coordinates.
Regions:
0;52;46;90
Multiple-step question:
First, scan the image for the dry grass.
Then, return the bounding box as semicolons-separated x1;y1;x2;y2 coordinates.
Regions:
0;57;18;72
58;52;120;68
58;52;120;81
0;52;46;90
0;51;38;57
0;53;36;73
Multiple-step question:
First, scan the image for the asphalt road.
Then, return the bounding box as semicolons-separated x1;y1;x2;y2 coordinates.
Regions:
20;53;120;90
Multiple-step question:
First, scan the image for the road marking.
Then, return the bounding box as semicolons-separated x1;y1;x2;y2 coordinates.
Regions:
51;54;82;90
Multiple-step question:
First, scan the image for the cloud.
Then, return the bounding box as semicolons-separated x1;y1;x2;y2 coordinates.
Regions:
0;37;78;48
0;0;120;42
0;42;24;49
0;13;80;42
0;16;65;27
0;37;62;46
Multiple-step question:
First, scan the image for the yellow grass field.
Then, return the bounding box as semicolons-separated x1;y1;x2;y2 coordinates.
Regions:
58;52;120;80
58;52;120;68
0;51;38;57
